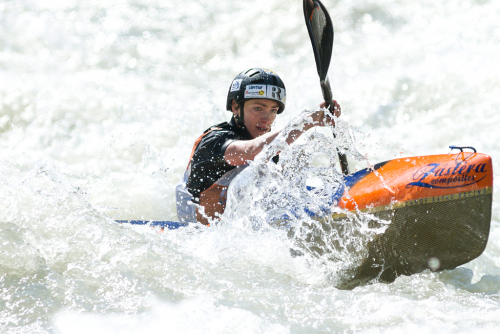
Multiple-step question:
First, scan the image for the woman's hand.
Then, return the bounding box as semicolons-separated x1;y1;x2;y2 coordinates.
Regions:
318;100;341;118
306;100;341;128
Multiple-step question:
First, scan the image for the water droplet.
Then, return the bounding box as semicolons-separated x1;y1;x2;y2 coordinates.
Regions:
428;257;440;271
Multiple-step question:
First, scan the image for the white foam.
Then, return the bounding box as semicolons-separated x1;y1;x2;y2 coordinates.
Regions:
1;0;499;332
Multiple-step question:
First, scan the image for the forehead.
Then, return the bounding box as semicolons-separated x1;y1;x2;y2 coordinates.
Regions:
246;99;279;109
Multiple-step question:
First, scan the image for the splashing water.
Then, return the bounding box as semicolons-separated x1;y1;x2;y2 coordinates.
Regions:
223;109;390;287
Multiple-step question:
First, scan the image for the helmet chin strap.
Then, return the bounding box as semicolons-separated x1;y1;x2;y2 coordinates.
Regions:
235;102;245;127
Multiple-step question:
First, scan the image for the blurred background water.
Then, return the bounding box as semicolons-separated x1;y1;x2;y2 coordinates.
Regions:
1;0;500;332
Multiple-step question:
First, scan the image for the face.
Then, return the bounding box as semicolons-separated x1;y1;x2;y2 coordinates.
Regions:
233;99;279;138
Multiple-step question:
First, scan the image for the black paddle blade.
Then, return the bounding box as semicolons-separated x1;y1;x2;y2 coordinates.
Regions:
303;0;334;81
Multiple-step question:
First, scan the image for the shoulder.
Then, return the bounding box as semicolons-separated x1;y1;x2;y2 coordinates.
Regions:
199;122;238;144
190;124;235;160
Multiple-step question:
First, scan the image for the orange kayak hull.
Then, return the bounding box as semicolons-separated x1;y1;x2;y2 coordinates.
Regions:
340;152;492;211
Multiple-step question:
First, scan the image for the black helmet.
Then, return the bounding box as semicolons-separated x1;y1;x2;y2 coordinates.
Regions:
226;68;286;114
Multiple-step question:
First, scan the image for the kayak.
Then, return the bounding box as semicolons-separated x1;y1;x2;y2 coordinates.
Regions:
311;147;493;288
115;220;187;229
117;147;493;288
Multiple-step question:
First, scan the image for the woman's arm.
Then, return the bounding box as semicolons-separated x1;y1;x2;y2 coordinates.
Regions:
224;101;341;166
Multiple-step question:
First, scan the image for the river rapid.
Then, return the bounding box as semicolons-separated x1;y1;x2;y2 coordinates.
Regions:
1;0;500;333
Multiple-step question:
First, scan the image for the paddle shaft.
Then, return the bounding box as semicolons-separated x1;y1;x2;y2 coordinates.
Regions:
303;0;350;175
321;79;350;175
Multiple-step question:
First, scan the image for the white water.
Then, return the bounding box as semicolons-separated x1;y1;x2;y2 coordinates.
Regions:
1;0;500;332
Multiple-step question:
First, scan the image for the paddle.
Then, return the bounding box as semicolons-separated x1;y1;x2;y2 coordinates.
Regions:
303;0;350;175
115;220;187;229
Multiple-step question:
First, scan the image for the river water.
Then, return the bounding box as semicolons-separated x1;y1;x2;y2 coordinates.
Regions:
1;0;500;332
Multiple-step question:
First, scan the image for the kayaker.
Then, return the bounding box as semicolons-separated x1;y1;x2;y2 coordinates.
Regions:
176;68;341;225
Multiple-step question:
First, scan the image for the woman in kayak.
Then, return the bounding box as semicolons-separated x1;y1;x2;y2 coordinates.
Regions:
176;68;340;225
